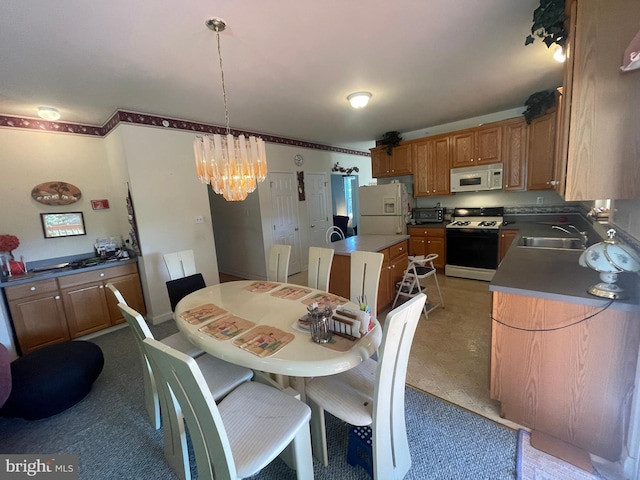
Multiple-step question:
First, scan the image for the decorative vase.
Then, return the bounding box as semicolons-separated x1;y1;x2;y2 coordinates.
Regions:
0;252;12;275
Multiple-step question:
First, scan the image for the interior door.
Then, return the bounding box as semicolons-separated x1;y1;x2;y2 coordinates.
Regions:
306;173;330;247
270;172;301;275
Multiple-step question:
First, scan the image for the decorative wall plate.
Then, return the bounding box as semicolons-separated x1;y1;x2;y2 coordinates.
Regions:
31;181;82;205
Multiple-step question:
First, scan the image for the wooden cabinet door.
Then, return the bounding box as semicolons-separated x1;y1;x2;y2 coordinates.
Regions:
502;118;528;191
527;111;557;190
8;293;69;354
498;230;518;264
475;125;502;165
390;144;411;175
412;141;430;196
429;136;451;195
61;282;111;337
451;131;475;168
105;273;146;325
370;147;389;177
408;235;426;256
426;236;445;269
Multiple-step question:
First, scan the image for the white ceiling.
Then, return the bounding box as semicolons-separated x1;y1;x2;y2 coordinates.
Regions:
0;0;563;149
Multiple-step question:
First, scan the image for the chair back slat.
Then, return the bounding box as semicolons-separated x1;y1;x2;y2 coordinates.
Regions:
163;250;197;280
349;251;384;319
267;244;291;283
307;247;334;291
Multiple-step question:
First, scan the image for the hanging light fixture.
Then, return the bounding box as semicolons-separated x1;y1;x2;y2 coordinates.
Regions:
193;17;268;201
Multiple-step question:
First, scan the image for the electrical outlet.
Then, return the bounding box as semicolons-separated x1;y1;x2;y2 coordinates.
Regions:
537;197;544;205
195;215;204;224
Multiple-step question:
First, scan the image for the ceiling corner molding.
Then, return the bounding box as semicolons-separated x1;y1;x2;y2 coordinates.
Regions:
0;110;369;156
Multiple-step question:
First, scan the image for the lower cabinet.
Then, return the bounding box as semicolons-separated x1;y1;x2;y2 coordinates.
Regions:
378;242;409;314
498;229;518;264
5;262;146;354
407;226;445;270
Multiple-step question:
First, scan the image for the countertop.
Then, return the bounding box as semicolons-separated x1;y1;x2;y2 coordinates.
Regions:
330;234;410;255
0;254;139;288
490;221;640;313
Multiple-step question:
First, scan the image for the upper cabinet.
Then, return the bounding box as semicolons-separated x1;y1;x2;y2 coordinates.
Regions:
559;0;640;200
527;110;557;191
371;144;412;178
451;123;502;168
502;117;528;191
413;135;451;196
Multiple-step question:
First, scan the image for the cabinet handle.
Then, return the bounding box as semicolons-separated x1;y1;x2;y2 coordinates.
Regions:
399;247;403;251
99;285;104;289
30;286;36;291
55;295;60;300
100;273;105;277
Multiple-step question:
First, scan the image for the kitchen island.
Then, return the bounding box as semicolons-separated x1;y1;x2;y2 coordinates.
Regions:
328;234;409;314
489;222;640;461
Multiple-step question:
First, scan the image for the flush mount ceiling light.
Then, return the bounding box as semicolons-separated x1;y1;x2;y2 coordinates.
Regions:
347;92;372;109
193;17;268;202
553;45;566;63
37;107;60;121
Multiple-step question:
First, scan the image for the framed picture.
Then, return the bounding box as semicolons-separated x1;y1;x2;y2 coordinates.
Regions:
40;212;87;239
91;199;110;210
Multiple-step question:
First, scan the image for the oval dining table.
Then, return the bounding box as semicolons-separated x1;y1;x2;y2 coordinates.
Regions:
174;280;382;385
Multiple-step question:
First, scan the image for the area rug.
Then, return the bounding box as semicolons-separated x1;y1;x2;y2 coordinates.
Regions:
516;430;606;480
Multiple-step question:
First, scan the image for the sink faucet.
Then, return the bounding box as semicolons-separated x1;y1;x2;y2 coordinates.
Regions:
552;225;588;248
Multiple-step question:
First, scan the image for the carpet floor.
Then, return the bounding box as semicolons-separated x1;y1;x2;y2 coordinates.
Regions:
0;323;518;479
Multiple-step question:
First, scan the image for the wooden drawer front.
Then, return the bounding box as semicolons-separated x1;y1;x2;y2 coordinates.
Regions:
5;278;59;301
407;226;424;236
389;241;408;260
424;228;445;238
57;263;137;288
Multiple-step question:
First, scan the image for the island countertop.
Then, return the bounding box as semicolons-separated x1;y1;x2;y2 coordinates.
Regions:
329;234;410;255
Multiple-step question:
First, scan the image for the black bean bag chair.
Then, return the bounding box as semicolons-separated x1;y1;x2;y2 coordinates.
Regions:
0;340;104;420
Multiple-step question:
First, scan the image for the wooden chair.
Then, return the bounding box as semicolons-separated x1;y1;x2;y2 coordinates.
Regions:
325;226;345;243
307;246;334;291
142;337;314;480
267;244;291;282
163;250;197;280
305;293;427;479
392;254;444;318
118;304;253;480
350;250;384;320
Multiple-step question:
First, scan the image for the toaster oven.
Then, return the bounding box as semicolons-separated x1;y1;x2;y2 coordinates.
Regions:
412;207;444;224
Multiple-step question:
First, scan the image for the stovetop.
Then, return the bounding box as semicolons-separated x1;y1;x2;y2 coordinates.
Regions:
446;206;504;230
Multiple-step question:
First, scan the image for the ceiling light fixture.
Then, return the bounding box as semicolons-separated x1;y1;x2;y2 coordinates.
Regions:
347;92;372;109
37;107;61;121
193;17;268;202
553;45;566;63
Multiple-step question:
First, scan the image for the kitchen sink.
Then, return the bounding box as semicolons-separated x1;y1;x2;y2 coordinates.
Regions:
518;236;585;250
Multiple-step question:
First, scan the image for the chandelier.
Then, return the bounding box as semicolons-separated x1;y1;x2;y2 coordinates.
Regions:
193;18;268;201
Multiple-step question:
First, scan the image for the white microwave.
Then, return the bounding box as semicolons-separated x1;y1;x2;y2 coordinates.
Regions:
450;163;503;193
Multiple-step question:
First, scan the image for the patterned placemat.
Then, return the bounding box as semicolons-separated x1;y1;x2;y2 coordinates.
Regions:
232;325;294;357
179;304;227;325
242;281;280;293
301;292;349;309
270;285;313;300
198;314;255;340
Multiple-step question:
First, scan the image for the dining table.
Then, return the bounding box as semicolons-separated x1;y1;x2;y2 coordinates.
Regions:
174;280;382;385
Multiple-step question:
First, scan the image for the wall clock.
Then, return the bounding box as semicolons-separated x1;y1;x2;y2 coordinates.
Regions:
294;154;304;167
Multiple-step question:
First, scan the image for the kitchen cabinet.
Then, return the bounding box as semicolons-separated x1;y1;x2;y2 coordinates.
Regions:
5;278;70;354
58;263;146;337
451;123;502;168
378;241;409;314
526;110;557;191
491;291;640;461
502;117;528;191
413;135;450;196
559;0;639;200
370;144;412;178
498;229;518;264
407;226;445;270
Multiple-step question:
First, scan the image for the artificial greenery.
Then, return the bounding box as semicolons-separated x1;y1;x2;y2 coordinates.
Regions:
523;90;557;124
379;131;402;155
525;0;567;48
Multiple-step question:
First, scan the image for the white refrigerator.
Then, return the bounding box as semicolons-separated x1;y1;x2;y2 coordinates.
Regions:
358;183;409;235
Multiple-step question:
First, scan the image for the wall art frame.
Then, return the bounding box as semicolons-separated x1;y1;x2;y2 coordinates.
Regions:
40;212;86;239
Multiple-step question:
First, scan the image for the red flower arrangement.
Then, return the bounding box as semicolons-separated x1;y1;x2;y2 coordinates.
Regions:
0;234;20;254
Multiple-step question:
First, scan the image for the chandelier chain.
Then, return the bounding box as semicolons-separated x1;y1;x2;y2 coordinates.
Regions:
215;27;231;135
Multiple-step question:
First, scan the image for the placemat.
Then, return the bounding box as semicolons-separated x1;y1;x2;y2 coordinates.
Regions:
301;292;350;309
270;285;313;300
232;325;294;357
198;314;255;340
242;281;280;293
179;304;227;325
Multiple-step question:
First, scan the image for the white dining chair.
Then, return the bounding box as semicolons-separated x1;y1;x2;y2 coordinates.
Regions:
106;282;126;304
307;246;334;291
325;226;345;243
142;337;314;480
163;250;197;280
350;250;384;320
392;254;444;318
267;244;291;282
305;293;426;479
118;304;253;480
